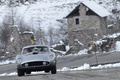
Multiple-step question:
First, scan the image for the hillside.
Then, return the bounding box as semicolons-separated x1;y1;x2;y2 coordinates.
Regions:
0;0;120;31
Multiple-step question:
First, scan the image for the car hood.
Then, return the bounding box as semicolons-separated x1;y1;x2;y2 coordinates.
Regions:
21;53;50;64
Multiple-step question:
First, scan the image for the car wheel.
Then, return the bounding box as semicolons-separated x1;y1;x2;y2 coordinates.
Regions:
17;69;25;76
26;71;31;74
51;65;56;74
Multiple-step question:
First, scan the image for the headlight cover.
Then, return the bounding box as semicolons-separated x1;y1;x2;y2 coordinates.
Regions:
17;58;22;64
49;55;55;61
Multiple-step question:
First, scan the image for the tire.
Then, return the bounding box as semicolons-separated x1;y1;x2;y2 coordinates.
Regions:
17;69;25;76
26;71;31;74
51;65;57;74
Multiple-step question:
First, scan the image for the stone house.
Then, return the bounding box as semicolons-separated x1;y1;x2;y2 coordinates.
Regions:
7;25;35;54
66;1;110;53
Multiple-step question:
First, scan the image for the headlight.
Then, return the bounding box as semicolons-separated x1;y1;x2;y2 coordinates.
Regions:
17;58;22;64
43;62;46;65
24;63;28;67
49;55;54;61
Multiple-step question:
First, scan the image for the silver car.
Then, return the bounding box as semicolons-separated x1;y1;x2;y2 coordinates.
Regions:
16;45;56;76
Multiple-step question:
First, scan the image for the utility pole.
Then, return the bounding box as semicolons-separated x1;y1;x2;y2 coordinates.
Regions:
92;37;98;64
118;18;120;32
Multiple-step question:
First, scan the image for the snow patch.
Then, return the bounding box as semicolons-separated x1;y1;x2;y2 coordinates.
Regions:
58;62;120;72
116;41;120;51
77;49;88;55
51;40;65;48
74;39;84;46
10;37;14;42
0;71;45;77
106;33;120;38
57;67;70;71
0;60;15;66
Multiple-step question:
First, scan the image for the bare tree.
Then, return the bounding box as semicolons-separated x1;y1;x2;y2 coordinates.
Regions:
46;21;68;46
59;27;68;45
47;27;55;46
54;20;68;45
111;0;120;33
18;18;31;33
34;27;47;45
0;23;11;54
4;3;17;26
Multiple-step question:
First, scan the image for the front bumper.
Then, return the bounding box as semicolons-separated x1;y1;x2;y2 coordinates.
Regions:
17;61;56;71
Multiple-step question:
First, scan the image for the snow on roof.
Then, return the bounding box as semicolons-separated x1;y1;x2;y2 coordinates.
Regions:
82;1;111;17
12;25;18;27
66;1;111;18
108;24;113;28
23;31;34;34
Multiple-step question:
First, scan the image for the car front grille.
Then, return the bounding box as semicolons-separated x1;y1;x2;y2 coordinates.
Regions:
22;61;50;67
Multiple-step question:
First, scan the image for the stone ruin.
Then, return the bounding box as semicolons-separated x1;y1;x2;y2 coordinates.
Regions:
6;25;35;55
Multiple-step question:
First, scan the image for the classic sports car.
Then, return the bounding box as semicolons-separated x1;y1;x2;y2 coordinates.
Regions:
16;45;56;76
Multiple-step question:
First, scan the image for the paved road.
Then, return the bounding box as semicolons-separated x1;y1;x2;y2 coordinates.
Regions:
1;51;120;74
0;64;17;74
0;51;120;80
0;68;120;80
57;51;120;68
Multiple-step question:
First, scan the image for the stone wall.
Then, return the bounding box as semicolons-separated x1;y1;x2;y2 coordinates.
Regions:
67;15;103;47
19;33;34;51
68;29;102;47
68;16;101;31
100;17;108;35
7;26;34;54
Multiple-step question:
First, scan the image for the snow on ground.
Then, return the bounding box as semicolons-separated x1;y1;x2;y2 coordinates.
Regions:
58;62;120;71
0;60;15;66
0;0;120;31
116;41;120;51
0;71;45;77
0;0;84;31
106;33;120;38
77;49;88;55
57;49;88;58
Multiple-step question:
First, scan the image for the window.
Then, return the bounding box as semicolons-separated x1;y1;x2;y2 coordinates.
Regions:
23;47;48;54
75;18;79;25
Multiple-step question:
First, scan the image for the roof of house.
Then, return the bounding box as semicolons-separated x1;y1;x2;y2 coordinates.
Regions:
66;1;111;18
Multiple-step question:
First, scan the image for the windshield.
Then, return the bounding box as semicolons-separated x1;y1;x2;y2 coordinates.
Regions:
23;46;48;54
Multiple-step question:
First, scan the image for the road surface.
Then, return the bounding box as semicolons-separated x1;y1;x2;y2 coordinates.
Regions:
0;68;120;80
